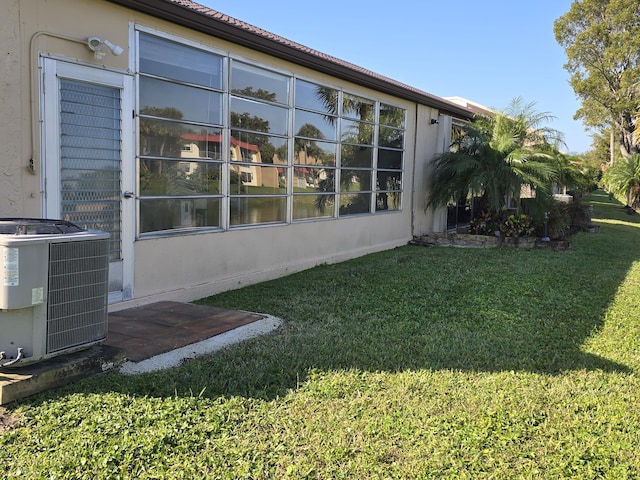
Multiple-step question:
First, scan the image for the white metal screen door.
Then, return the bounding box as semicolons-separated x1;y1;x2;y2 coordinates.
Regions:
42;59;134;303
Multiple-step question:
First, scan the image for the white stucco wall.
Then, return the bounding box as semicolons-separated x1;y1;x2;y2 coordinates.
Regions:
1;0;28;216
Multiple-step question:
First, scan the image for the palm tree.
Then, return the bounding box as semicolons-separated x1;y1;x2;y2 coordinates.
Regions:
427;97;563;217
602;154;640;209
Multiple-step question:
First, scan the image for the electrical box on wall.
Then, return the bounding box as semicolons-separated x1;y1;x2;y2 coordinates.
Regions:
0;219;110;367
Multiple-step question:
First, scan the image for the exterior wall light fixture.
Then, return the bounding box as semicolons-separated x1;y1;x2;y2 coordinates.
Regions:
430;118;439;125
86;37;124;60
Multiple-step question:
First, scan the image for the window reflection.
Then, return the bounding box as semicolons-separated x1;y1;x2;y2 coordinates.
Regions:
138;32;406;233
294;139;336;166
339;169;371;193
294;110;337;141
341;120;374;145
231;97;288;135
229;196;286;226
140;119;222;159
293;194;334;220
230;131;287;165
295;79;338;113
140;160;221;195
342;93;374;121
229;164;286;194
380;103;406;128
231;61;289;105
140;198;221;233
341;145;373;168
140;77;222;125
378;126;404;149
293;167;334;192
377;149;403;169
339;193;371;215
139;34;223;89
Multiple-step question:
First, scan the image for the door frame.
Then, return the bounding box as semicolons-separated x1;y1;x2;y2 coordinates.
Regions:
41;57;135;303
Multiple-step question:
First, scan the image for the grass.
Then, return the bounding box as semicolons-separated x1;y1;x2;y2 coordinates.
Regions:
2;190;640;478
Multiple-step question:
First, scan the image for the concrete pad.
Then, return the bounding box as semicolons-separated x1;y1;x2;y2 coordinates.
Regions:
0;344;126;405
120;315;283;374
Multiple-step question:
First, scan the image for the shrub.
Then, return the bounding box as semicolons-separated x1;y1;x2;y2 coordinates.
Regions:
543;199;590;239
499;213;535;237
469;212;500;235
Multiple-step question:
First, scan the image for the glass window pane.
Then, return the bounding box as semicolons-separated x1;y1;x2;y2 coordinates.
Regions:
231;97;288;135
380;103;405;128
229;164;286;194
341;120;373;145
140;159;221;195
140;77;222;125
376;190;401;211
339;192;371;215
341;145;373;168
294;138;336;166
231;61;289;105
230;131;288;165
340;169;372;192
377;149;403;170
293;194;334;220
376;172;402;212
140;119;222;159
294;109;337;141
229;196;286;226
293;167;334;192
295;79;337;113
140;197;221;233
342;93;374;121
139;34;223;89
379;126;404;148
376;171;402;192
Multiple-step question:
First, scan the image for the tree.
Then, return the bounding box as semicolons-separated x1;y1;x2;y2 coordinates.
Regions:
554;0;640;158
601;154;640;208
427;98;562;217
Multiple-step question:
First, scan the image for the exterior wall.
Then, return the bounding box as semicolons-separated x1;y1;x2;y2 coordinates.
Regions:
1;0;452;310
412;106;451;236
1;0;36;216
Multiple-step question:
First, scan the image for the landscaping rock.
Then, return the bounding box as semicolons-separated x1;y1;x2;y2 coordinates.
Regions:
410;233;571;250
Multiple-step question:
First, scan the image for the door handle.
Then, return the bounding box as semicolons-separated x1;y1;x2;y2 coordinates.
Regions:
123;191;135;198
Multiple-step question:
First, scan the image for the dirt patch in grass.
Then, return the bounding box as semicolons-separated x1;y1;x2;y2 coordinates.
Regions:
0;407;21;432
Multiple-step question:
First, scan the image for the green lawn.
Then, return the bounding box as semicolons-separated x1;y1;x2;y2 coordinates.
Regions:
3;190;640;479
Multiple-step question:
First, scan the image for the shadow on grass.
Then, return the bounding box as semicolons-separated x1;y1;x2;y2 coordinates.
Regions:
26;192;640;402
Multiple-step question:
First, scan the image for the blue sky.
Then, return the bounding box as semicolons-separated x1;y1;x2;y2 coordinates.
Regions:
199;0;591;154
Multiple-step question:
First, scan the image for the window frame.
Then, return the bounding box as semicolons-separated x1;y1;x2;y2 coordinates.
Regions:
135;28;406;236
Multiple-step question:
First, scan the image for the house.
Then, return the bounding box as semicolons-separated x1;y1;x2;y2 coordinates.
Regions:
1;0;474;310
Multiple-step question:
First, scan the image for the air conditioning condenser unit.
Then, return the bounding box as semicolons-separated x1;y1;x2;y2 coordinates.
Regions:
0;219;110;367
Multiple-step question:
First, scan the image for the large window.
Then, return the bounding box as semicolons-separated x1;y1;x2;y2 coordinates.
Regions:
138;33;224;234
137;32;406;235
293;80;338;220
229;60;290;226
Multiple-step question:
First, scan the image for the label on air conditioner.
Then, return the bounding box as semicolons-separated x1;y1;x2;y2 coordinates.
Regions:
3;247;19;286
32;287;44;305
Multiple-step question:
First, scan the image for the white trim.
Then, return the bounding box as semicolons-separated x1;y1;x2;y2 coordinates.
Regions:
41;58;135;302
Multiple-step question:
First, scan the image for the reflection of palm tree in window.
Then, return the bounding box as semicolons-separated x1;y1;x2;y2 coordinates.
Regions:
295;123;326;165
140;107;187;194
314;170;335;214
140;107;185;157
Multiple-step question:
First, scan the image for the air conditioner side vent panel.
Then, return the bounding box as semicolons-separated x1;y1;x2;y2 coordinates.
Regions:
46;238;110;354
